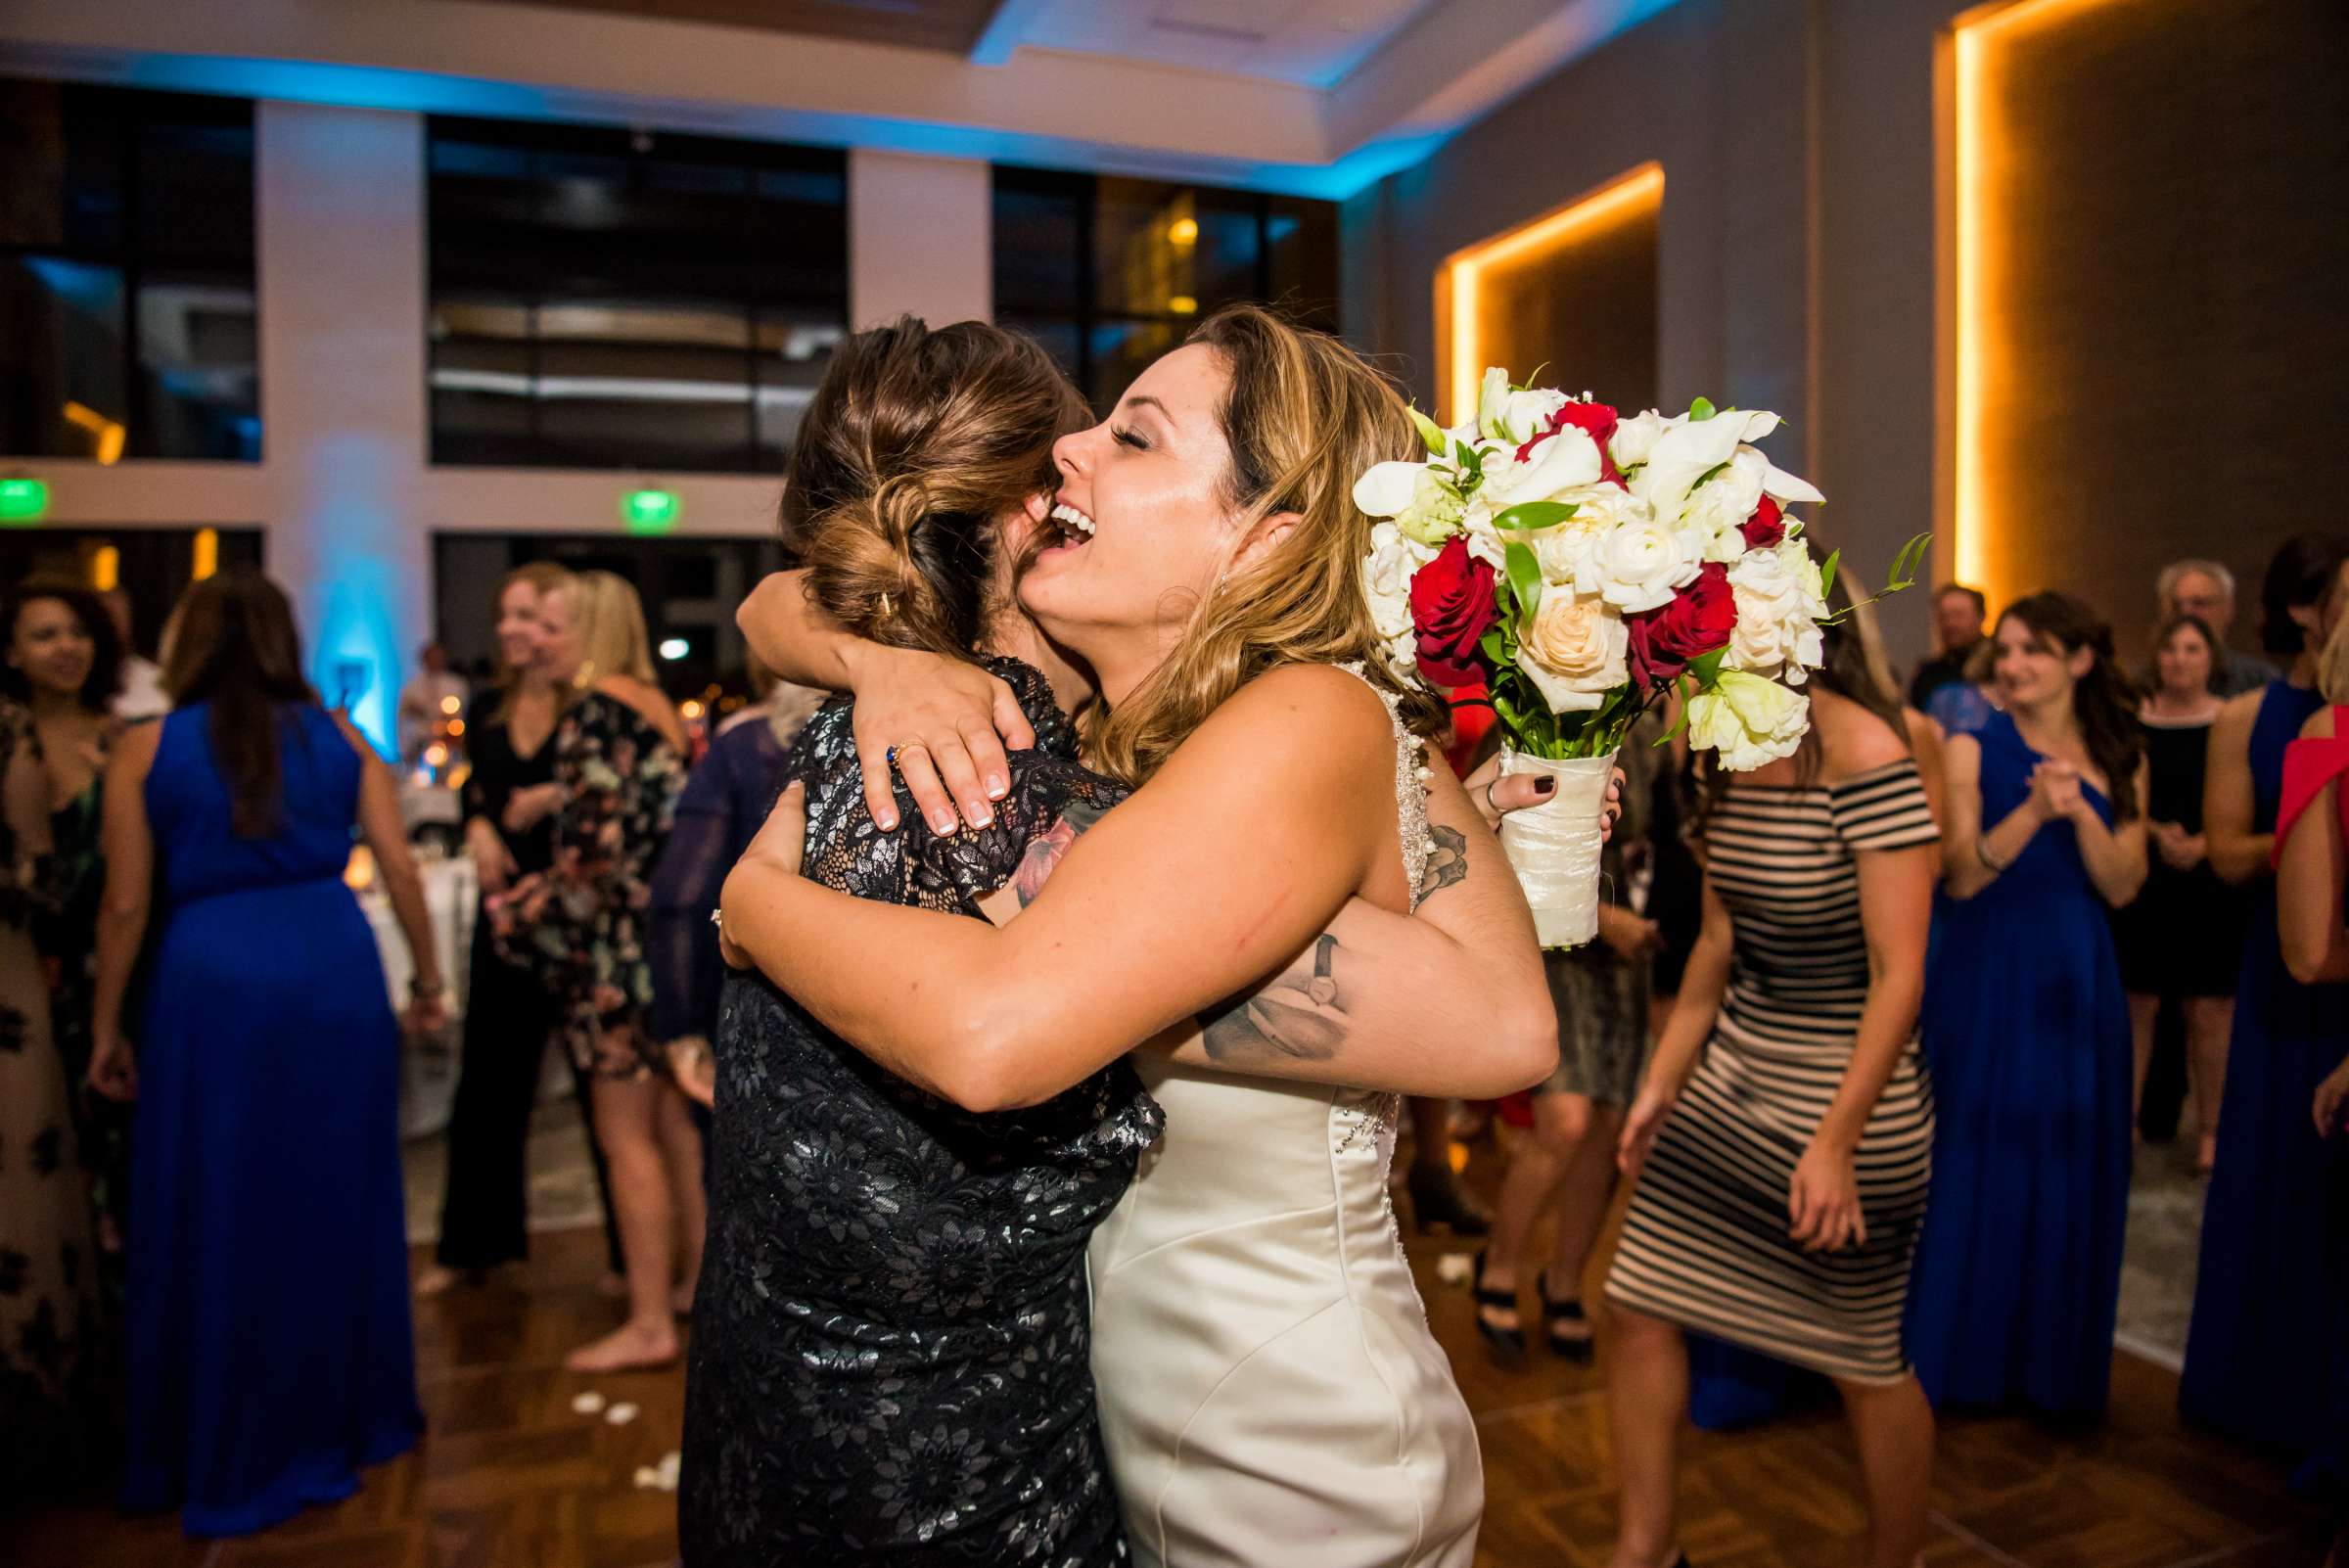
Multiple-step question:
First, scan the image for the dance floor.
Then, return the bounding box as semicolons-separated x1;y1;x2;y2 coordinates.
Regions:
23;1165;2334;1568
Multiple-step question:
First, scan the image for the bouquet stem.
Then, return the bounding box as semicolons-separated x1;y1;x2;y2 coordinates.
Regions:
1497;748;1621;949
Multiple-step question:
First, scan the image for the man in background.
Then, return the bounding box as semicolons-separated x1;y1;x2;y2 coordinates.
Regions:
101;587;170;722
1908;582;1988;709
397;642;471;765
2154;559;2277;697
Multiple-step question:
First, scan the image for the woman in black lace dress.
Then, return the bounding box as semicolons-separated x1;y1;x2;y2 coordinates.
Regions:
681;321;1156;1566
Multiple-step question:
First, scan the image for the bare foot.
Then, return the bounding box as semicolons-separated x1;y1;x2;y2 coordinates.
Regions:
415;1266;480;1297
565;1319;678;1373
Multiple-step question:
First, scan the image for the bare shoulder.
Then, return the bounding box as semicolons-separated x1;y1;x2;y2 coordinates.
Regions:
112;715;163;776
2214;687;2265;741
2303;705;2339;741
1145;664;1399;805
1813;689;1911;782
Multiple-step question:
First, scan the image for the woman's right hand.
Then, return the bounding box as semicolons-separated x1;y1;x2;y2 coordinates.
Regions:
842;646;1036;835
88;1027;138;1102
2025;759;2082;824
1617;1077;1679;1179
467;818;518;894
1458;755;1626;838
503;782;565;834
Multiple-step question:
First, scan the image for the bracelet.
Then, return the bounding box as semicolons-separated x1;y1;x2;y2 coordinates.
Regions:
1975;839;2009;874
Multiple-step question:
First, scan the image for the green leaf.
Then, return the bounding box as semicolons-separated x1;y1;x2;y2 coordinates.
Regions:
1819;547;1841;599
1689;460;1730;493
1492;499;1578;532
1478;627;1509;666
1688;396;1716;422
1658;675;1694;742
1407;403;1448;457
1511;361;1551;393
1688;648;1726;686
1504;541;1543;628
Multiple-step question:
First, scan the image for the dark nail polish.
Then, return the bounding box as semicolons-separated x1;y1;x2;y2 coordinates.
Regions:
1534;776;1556;795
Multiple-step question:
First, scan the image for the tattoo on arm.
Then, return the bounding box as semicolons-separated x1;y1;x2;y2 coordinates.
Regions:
1199;932;1347;1064
1418;824;1467;900
1011;799;1106;907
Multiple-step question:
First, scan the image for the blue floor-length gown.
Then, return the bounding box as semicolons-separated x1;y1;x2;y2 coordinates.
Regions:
2180;680;2349;1478
121;703;422;1536
1906;708;2134;1418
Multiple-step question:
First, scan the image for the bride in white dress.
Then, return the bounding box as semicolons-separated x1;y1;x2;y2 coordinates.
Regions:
722;305;1564;1565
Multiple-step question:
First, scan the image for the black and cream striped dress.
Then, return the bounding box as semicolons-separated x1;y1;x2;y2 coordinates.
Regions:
1604;760;1939;1383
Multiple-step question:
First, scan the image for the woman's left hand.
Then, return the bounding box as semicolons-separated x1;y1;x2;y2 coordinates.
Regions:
720;780;806;969
1788;1138;1865;1253
2315;1055;2349;1138
1460;756;1626;839
87;1027;139;1102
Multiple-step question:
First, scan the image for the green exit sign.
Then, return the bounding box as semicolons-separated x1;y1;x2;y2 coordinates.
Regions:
0;478;49;525
622;488;680;533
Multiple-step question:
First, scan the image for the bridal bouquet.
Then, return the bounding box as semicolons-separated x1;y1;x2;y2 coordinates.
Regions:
1358;368;1911;945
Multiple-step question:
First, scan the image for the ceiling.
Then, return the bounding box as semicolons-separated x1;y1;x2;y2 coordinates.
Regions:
0;0;1682;198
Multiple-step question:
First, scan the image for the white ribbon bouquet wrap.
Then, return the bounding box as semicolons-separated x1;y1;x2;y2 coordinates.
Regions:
1358;369;1920;948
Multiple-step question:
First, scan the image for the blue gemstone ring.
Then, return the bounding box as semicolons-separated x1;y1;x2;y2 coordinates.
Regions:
887;740;923;770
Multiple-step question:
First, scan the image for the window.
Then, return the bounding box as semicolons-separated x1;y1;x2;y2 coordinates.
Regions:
427;118;849;473
991;167;1340;412
0;82;259;462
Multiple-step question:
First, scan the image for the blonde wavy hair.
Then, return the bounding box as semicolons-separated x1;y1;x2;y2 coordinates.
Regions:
490;560;575;724
1087;304;1448;785
562;569;658;689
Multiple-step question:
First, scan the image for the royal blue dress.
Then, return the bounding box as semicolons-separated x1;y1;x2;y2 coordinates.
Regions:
1906;708;2134;1418
2180;681;2349;1478
121;703;422;1536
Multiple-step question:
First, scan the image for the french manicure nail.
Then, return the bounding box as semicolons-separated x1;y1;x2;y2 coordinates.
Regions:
987;776;1008;799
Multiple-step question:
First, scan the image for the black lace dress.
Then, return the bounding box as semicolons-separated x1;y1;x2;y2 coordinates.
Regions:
680;658;1160;1568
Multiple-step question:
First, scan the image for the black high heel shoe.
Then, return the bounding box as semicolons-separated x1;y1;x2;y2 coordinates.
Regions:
1470;1250;1526;1361
1538;1269;1595;1363
1407;1163;1491;1236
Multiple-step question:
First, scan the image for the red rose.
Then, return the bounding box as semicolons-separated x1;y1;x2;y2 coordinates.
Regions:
1626;561;1734;685
1516;400;1624;484
1409;537;1499;688
1739;495;1785;549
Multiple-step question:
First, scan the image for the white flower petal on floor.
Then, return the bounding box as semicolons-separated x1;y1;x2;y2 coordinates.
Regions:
571;1391;606;1414
605;1401;640;1425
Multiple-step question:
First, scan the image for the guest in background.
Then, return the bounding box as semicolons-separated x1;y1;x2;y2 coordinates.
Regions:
396;641;470;766
1604;584;1941;1568
2115;613;2241;1172
1470;712;1662;1365
0;700;110;1506
1908;583;1988;710
2183;531;2349;1471
416;564;624;1299
99;587;170;724
648;661;819;1108
2157;558;2279;698
489;570;692;1372
1908;591;2146;1422
5;584;132;1290
88;572;442;1536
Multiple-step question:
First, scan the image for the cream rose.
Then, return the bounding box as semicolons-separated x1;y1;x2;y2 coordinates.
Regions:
1724;545;1824;681
1687;669;1810;770
1518;592;1629;713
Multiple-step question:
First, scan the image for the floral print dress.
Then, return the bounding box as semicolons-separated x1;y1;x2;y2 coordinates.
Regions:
0;704;110;1502
488;690;684;1080
680;657;1161;1568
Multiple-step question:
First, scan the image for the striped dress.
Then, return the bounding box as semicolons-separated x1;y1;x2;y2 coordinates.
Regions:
1605;760;1939;1383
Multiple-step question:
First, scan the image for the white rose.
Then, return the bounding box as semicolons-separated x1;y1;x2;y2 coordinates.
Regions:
1592;514;1704;614
1610;408;1675;470
1687;669;1811;770
1481;425;1601;509
1529;483;1645;592
1632;408;1788;522
1497;388;1568;446
1517;593;1630;713
1360;523;1433;647
1724;546;1823;681
1682;450;1769;562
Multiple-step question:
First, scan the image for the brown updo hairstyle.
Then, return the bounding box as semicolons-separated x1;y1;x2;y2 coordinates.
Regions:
778;316;1089;660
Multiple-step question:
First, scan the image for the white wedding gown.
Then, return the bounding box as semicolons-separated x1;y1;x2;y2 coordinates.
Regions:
1086;668;1483;1567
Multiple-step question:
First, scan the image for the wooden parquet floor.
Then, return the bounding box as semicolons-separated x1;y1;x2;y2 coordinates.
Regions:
17;1174;2334;1568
